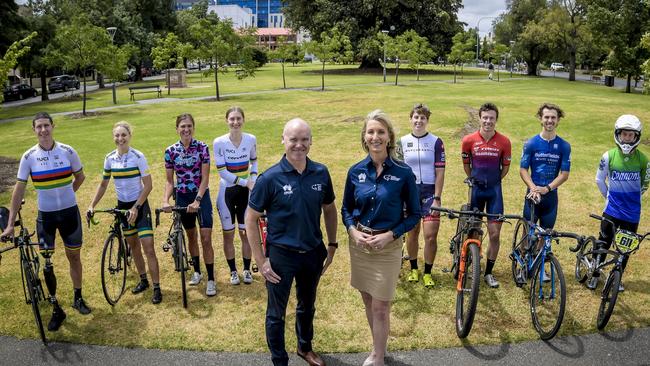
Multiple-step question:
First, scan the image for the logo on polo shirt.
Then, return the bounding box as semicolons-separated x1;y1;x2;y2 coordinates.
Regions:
383;175;401;182
358;173;366;183
283;184;293;195
311;184;322;191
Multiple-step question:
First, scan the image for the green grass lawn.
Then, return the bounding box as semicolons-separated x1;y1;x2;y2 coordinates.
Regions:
0;64;649;353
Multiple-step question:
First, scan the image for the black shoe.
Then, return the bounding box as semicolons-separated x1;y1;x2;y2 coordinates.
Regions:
152;288;162;304
132;280;150;294
47;307;66;331
72;297;92;315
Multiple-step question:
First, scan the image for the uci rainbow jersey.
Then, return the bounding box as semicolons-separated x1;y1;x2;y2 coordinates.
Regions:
213;133;258;188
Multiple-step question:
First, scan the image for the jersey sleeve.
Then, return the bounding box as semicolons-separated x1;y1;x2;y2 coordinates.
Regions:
519;139;532;169
434;138;446;168
68;146;83;173
16;152;30;182
248;172;270;212
560;141;571;172
200;143;210;165
323;167;335;205
500;137;512;166
102;155;112;180
250;136;258;183
595;151;609;198
164;148;174;170
139;153;150;177
461;136;472;165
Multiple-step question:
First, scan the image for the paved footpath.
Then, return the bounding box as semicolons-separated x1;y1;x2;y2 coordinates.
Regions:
2;326;649;365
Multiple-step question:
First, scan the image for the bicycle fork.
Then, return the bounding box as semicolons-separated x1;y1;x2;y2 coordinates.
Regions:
457;239;481;292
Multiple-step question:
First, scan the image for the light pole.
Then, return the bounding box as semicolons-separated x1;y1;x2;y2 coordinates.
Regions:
509;40;515;78
381;30;389;82
107;27;117;104
476;17;496;63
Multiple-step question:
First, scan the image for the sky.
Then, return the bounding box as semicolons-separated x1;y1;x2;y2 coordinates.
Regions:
457;0;508;36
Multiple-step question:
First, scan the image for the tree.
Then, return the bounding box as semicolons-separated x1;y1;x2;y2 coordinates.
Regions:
448;29;477;82
494;0;548;76
269;37;303;89
0;0;25;54
641;32;650;94
0;33;36;103
97;44;134;104
587;0;650;93
46;17;113;115
401;30;435;81
305;27;354;91
151;32;188;95
283;0;462;68
190;17;258;101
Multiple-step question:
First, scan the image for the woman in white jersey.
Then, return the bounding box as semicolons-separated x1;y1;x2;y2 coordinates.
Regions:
396;103;446;288
214;107;258;285
88;121;162;304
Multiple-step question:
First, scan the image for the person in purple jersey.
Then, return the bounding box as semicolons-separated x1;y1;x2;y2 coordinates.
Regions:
163;113;216;297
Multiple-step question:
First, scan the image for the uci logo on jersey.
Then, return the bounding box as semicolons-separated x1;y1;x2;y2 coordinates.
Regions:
311;184;322;191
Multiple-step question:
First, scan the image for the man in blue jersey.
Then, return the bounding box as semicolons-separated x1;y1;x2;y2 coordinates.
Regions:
519;103;571;230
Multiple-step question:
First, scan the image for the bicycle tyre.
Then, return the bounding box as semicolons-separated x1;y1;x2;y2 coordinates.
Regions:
177;232;188;309
456;241;480;338
101;232;127;306
596;269;621;330
23;260;46;344
511;219;529;287
530;253;566;340
574;237;593;284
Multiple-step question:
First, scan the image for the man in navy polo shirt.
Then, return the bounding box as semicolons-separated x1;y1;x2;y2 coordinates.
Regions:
245;118;338;366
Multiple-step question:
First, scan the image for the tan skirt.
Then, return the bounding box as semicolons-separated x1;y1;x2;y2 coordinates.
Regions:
349;234;402;301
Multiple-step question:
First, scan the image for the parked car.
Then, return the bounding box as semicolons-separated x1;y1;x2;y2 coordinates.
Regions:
3;84;38;102
550;62;564;71
48;75;80;93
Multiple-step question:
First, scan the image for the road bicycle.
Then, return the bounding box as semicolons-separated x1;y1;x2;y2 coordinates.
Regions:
155;206;195;308
0;203;48;344
87;208;132;306
432;203;517;339
251;215;267;273
509;199;585;339
570;213;650;330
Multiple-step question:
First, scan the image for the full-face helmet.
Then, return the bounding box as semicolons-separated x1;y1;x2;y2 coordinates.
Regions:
614;114;642;154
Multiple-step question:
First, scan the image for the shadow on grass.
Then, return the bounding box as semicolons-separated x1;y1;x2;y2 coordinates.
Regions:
597;300;641;342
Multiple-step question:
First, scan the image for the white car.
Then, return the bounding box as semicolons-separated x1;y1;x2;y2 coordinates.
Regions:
550;62;564;71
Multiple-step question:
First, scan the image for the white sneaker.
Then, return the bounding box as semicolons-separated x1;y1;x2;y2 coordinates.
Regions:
189;272;203;286
230;271;240;285
243;270;253;285
206;280;217;296
484;274;500;288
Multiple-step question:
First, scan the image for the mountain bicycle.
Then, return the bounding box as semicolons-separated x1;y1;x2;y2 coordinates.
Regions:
0;203;48;344
509;199;585;339
87;208;132;306
155;206;196;308
432;204;517;339
570;213;650;330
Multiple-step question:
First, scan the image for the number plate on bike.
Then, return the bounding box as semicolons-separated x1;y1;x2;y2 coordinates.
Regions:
614;230;639;253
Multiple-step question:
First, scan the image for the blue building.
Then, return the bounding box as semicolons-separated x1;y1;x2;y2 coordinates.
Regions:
176;1;285;28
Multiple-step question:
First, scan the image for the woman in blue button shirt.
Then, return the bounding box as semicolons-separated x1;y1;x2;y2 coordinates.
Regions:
342;109;420;366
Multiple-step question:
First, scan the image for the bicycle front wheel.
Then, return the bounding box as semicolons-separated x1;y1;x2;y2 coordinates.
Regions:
456;242;480;338
530;253;566;340
574;237;594;284
177;232;188;309
511;219;529;287
23;260;46;344
101;232;127;305
597;269;621;330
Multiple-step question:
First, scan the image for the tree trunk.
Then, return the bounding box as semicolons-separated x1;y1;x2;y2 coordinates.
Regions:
321;61;325;91
626;74;631;93
97;72;105;88
281;61;286;89
453;64;457;83
167;68;171;95
215;64;221;101
39;70;49;101
569;50;576;82
82;74;87;116
416;66;420;81
394;61;399;86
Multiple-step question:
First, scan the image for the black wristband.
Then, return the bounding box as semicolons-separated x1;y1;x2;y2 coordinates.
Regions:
194;195;202;202
328;242;338;248
433;196;441;201
546;185;552;192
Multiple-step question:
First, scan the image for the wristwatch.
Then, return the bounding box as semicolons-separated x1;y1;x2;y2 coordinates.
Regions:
328;242;338;248
135;204;142;210
194;195;202;202
433;196;441;201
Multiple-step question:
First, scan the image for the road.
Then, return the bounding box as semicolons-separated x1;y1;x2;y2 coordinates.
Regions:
2;84;101;108
539;70;644;91
1;326;649;365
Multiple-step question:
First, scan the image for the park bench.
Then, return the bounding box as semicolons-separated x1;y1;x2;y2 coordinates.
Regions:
129;85;162;101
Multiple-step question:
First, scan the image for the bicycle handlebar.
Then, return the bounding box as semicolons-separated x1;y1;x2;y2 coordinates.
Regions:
155;206;201;227
431;206;520;222
86;208;130;228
